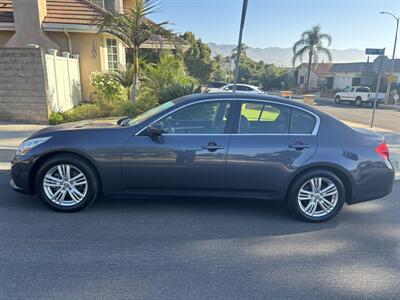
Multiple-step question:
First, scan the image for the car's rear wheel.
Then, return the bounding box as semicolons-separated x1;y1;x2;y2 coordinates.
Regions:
355;97;362;107
334;96;341;104
287;170;345;222
35;154;99;211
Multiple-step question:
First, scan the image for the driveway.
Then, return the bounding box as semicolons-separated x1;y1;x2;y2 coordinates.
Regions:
0;170;398;299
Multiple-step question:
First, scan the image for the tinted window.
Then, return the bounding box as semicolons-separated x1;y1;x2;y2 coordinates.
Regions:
290;109;316;134
208;82;227;88
239;102;290;134
356;87;369;92
158;101;231;134
237;85;253;91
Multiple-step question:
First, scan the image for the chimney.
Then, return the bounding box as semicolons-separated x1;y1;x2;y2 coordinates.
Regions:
5;0;57;49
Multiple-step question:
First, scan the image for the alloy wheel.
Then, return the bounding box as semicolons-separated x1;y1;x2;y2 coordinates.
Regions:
297;177;338;218
43;164;88;207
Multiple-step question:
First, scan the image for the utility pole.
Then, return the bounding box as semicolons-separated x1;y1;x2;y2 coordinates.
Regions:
365;48;385;128
233;0;249;92
371;55;384;128
380;11;399;104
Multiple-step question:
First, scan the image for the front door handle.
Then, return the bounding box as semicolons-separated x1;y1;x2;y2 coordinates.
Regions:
202;142;224;152
289;142;312;151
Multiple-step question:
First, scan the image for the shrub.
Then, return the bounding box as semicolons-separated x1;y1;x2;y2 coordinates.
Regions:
158;82;201;104
89;71;127;102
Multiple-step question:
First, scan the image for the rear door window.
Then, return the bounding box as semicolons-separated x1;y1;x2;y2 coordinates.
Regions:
238;101;316;135
239;102;290;134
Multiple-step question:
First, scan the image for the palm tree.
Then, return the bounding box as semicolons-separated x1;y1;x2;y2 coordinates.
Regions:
95;0;174;103
231;43;248;61
292;25;332;89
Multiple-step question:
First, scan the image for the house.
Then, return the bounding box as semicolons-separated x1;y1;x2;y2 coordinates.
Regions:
0;0;185;100
295;56;400;91
294;63;332;89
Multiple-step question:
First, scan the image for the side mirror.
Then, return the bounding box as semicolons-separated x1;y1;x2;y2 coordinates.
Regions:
147;122;165;136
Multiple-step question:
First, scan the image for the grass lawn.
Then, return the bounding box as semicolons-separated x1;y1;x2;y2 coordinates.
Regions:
241;105;279;121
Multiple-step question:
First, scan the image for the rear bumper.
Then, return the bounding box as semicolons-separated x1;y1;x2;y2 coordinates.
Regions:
348;162;395;204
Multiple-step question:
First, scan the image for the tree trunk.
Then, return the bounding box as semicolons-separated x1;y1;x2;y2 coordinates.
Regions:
306;50;313;90
130;47;139;103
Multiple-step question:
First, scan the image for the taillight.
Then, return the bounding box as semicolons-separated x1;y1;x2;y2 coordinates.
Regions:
375;143;389;160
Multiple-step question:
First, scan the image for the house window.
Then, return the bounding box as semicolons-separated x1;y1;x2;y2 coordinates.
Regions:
106;38;118;71
299;76;305;84
90;0;117;11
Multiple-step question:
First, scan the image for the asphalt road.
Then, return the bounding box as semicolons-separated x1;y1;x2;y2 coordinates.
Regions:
0;170;399;300
314;99;400;132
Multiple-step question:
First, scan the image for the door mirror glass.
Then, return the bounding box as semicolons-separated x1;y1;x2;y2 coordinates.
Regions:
147;122;165;136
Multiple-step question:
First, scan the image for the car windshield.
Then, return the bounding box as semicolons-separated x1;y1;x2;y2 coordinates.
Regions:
126;101;176;126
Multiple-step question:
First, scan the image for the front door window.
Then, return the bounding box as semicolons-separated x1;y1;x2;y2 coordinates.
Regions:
157;101;231;134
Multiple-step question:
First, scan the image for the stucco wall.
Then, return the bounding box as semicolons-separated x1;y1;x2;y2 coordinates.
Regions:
0;48;50;123
333;73;360;90
46;32;105;101
297;67;318;89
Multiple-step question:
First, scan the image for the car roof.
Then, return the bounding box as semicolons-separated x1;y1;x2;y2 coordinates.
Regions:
173;92;321;114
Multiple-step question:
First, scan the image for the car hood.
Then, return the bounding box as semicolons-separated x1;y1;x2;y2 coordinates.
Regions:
30;118;122;138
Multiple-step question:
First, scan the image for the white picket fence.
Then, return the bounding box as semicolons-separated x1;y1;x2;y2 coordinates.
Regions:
45;50;82;112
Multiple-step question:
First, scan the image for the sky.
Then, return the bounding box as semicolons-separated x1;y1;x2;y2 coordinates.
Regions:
151;0;400;57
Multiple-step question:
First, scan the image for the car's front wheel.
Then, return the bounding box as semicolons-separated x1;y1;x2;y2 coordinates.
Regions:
287;170;345;222
35;154;100;211
334;96;341;104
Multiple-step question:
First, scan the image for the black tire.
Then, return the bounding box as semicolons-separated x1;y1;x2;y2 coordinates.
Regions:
35;154;100;212
287;170;345;222
355;97;362;107
334;96;341;104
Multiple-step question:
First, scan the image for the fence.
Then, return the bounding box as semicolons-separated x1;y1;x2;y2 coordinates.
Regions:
0;47;83;123
45;50;82;112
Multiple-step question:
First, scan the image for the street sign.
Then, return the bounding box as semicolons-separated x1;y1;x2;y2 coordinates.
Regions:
388;74;398;82
365;48;385;55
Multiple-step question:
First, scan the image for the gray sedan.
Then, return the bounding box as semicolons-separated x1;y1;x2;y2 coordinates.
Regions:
10;93;395;222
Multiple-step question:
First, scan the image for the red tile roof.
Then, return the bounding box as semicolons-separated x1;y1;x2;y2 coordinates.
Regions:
297;63;333;75
0;0;13;23
0;0;106;25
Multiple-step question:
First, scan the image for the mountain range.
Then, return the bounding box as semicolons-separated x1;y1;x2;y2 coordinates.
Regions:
207;43;367;66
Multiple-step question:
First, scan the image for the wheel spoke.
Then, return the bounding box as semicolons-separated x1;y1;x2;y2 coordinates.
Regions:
44;175;63;187
310;179;317;192
66;165;71;180
67;189;79;203
57;165;65;179
318;200;330;213
304;201;314;213
310;201;318;216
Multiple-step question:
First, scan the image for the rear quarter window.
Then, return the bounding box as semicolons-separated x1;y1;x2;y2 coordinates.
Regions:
290;109;316;134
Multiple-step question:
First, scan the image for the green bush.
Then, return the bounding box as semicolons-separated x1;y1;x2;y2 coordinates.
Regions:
89;71;127;102
158;82;201;104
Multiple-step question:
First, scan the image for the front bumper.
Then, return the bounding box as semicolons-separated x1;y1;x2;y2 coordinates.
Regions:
10;155;35;195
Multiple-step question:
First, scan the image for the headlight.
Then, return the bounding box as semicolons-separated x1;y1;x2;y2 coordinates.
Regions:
16;137;52;156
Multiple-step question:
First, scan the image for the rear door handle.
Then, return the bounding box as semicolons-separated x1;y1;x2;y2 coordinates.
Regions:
202;142;224;152
289;142;312;150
